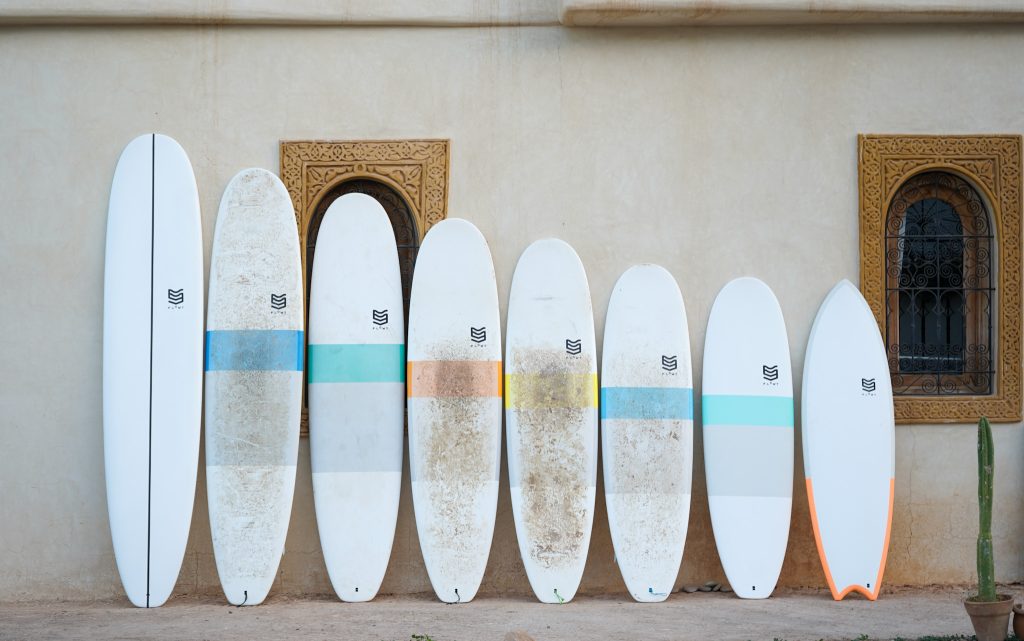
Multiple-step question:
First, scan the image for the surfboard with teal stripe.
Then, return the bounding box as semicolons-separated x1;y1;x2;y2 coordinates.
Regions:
702;277;794;600
307;343;405;383
306;193;406;603
601;265;694;603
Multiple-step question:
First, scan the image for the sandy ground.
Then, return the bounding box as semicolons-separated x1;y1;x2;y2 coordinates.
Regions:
0;586;1002;641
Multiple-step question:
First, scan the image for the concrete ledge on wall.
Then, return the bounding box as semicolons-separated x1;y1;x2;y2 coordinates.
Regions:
560;0;1024;26
0;0;559;26
4;0;1023;26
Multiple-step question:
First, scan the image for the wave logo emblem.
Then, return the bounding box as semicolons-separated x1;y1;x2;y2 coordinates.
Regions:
372;309;389;326
270;293;287;310
167;288;184;306
565;339;582;356
762;365;779;382
661;355;677;372
470;327;487;344
861;378;876;393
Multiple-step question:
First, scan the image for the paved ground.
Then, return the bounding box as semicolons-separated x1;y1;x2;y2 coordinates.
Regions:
0;586;1007;641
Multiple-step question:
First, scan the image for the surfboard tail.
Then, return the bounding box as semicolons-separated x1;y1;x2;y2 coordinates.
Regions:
805;477;894;601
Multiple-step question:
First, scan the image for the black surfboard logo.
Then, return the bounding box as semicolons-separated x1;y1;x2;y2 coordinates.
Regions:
662;355;677;372
862;378;876;393
372;309;389;326
566;339;582;356
470;327;487;343
167;288;184;305
762;365;779;382
271;293;287;310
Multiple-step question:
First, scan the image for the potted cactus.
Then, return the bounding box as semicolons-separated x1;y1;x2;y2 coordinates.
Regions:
963;416;1013;641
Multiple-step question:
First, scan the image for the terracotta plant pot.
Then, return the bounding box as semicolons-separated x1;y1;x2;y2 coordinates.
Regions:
1012;602;1024;639
964;594;1013;641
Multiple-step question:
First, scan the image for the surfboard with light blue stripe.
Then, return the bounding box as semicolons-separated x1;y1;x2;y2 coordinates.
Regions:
702;394;793;427
701;277;794;600
203;167;304;607
307;343;405;383
600;264;694;604
600;387;693;421
205;329;304;372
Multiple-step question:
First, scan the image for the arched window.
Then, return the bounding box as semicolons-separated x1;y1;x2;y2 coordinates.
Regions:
281;138;449;432
885;171;994;396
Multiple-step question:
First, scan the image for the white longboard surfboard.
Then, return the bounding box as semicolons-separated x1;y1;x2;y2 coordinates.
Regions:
407;218;502;603
702;277;793;599
601;265;692;602
506;238;598;604
803;279;895;601
205;168;303;606
308;193;404;602
103;133;203;608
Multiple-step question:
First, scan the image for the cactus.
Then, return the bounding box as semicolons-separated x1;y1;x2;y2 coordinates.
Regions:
976;416;996;601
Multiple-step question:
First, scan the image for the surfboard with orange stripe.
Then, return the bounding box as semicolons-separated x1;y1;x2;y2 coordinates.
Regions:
802;280;895;601
406;218;502;604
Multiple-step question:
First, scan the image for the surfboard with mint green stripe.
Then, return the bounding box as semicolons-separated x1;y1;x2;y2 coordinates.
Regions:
702;277;793;600
601;265;693;603
308;193;406;603
205;168;303;607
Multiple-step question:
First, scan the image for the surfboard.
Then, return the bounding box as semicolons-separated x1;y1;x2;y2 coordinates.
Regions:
506;238;598;605
601;264;692;603
103;133;203;608
205;168;303;606
802;279;895;601
308;193;404;602
702;277;793;599
407;218;502;603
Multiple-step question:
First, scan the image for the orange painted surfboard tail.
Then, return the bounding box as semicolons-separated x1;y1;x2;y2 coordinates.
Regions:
805;477;894;601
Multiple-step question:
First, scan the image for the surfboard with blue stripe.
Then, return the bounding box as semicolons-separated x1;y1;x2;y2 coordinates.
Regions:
600;265;694;603
204;168;304;607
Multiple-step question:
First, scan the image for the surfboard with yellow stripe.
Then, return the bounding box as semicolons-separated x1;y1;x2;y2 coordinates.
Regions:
506;238;598;605
407;218;502;604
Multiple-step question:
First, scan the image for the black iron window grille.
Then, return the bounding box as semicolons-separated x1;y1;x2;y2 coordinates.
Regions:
884;171;994;396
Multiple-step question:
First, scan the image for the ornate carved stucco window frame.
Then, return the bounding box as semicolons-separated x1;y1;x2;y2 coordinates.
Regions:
280;139;450;434
859;134;1022;423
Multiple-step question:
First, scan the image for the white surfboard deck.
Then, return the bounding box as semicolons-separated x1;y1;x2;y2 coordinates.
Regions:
103;133;203;608
308;193;404;602
407;218;502;603
601;265;692;603
702;277;793;599
205;168;303;606
802;279;895;601
506;238;598;604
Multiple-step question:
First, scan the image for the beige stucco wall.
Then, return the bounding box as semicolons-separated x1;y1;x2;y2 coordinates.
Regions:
1;20;1022;602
